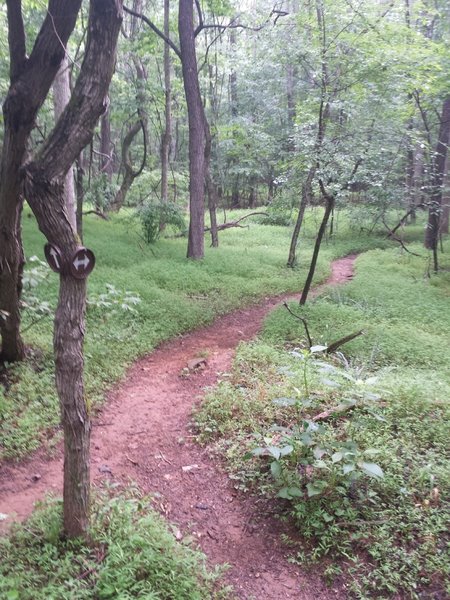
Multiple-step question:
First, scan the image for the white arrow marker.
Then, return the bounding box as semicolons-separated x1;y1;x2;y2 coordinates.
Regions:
73;254;90;271
49;247;60;269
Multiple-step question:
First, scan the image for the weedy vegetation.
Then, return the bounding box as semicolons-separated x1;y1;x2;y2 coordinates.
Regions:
194;246;450;599
1;206;392;460
0;488;230;599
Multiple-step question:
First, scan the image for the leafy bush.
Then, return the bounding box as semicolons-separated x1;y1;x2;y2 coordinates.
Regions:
138;201;186;243
84;174;119;211
259;193;293;226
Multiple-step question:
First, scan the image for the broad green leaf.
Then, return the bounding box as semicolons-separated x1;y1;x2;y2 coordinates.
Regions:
271;460;282;479
359;462;384;478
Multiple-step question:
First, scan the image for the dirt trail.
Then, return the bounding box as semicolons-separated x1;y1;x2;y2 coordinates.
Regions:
0;255;356;599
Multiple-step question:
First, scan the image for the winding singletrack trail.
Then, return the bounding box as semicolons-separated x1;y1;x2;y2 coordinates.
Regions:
0;255;356;599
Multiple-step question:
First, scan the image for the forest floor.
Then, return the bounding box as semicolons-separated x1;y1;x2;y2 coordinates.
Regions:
0;255;356;599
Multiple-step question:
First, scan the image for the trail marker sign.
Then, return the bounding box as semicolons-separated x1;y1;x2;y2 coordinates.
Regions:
70;247;95;279
44;243;63;273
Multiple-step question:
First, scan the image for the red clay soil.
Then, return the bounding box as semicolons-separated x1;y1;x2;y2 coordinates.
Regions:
0;255;356;599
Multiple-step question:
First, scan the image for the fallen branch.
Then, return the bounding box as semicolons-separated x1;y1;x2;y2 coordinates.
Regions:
312;402;356;421
382;216;422;256
283;303;312;348
326;330;364;354
384;207;418;237
205;211;268;232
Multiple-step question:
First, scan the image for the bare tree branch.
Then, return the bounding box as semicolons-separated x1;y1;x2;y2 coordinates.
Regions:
283;302;313;348
123;4;181;59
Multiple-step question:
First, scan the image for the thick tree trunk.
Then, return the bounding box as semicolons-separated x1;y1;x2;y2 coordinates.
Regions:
179;0;206;259
55;274;90;537
300;195;334;305
23;0;122;538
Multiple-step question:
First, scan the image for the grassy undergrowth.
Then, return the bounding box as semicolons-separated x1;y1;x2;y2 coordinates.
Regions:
0;206;400;460
194;245;450;598
0;489;229;599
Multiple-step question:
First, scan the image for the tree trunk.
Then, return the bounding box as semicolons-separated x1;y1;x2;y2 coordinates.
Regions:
23;0;122;537
161;0;172;205
287;167;315;268
179;0;206;259
53;55;77;231
56;273;90;538
300;195;334;305
76;153;85;240
110;120;143;212
440;154;449;235
0;0;83;362
100;107;114;181
424;96;450;271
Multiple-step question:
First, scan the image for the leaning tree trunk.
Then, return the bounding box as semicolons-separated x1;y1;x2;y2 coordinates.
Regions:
179;0;206;259
287;167;316;268
300;193;334;305
110;120;143;212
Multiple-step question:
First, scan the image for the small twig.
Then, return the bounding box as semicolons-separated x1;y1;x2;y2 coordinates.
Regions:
125;454;139;466
158;451;173;465
283;302;312;348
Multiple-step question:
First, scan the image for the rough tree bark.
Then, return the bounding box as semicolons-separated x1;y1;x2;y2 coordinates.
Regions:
22;0;123;538
179;0;206;259
0;0;83;362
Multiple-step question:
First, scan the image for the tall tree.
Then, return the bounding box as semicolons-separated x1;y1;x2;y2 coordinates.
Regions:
179;0;207;259
161;0;172;205
0;0;123;537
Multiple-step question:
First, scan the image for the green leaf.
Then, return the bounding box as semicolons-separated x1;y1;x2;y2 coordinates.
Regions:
307;481;327;497
359;462;384;478
310;345;328;353
343;463;356;475
267;446;281;460
279;444;294;457
272;397;296;407
278;486;303;499
332;452;343;463
271;460;282;479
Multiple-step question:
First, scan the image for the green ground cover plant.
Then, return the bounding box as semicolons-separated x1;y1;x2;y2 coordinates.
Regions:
194;246;450;598
0;488;229;599
0;206;396;460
